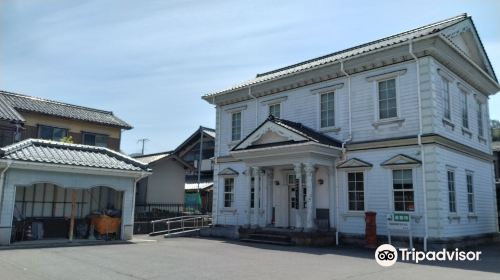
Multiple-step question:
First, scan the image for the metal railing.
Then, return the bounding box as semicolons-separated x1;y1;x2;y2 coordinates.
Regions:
150;215;212;236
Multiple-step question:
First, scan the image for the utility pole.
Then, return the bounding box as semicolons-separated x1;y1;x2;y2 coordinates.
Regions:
137;138;149;155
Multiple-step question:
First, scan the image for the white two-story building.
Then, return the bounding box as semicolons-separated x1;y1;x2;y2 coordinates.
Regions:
202;14;499;249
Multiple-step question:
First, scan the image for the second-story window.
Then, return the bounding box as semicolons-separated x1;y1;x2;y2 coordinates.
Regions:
83;132;108;147
443;78;451;120
461;90;469;129
378;79;397;119
320;92;335;127
477;100;484;137
269;103;281;118
38;125;68;141
231;111;242;141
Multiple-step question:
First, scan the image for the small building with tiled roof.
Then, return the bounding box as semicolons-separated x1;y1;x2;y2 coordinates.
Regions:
0;139;150;246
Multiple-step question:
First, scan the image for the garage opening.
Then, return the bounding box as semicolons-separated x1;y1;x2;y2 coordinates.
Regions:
11;183;124;243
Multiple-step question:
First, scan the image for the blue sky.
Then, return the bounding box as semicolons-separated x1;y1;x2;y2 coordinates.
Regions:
1;0;499;154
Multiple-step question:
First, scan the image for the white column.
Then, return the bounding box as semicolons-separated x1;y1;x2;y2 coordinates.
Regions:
266;169;274;225
121;186;135;240
252;166;261;227
328;165;335;230
0;182;15;245
304;162;315;230
246;166;252;227
293;163;303;229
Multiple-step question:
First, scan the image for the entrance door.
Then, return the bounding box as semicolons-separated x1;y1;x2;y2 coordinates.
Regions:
273;184;288;227
287;173;305;228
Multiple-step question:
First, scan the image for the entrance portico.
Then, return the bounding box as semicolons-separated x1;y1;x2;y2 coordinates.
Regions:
230;116;342;231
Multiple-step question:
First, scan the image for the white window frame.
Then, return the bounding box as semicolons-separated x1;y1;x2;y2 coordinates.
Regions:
477;100;484;137
231;111;242;142
447;168;457;213
223;177;235;208
320;91;335;128
391;169;415;213
367;69;406;127
466;171;475;214
442;77;452;121
347;171;365;212
376;78;398;120
460;89;469;129
268;103;281;118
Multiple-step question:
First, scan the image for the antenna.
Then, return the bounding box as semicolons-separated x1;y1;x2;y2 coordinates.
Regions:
137;138;150;155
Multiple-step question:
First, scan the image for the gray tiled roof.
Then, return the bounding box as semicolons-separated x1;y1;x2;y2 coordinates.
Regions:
204;14;468;98
134;151;172;164
0;139;149;172
0;97;25;122
0;91;132;129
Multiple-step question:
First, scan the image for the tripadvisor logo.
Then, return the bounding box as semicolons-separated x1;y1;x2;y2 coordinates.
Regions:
375;244;482;267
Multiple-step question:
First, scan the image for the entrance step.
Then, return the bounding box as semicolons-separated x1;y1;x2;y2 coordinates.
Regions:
240;238;293;246
240;231;293;246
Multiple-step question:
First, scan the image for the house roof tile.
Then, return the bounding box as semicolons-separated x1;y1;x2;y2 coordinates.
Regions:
203;14;468;98
0;138;149;171
0;91;132;129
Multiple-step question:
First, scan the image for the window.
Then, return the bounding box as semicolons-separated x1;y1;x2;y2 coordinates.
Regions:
477;100;484;137
320;92;335;127
83;132;108;147
250;177;255;208
269;103;281;118
392;169;414;211
38;125;68;141
447;170;456;213
378;79;397;119
348;172;365;211
223;178;234;208
466;173;474;213
250;186;255;208
443;78;451;120
231;112;241;141
461;90;468;128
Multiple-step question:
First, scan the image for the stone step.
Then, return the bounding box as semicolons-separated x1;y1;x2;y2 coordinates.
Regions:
240;238;293;246
248;233;291;242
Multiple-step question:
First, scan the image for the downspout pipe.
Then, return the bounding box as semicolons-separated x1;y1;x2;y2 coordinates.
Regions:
336;60;352;244
340;60;352;161
248;86;258;125
409;39;429;251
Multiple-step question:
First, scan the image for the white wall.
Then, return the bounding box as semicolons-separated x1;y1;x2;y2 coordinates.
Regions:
434;146;497;237
146;158;186;204
338;146;425;237
217;61;421;157
429;58;491;154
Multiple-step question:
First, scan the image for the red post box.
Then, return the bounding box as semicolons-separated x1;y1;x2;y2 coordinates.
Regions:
365;211;377;248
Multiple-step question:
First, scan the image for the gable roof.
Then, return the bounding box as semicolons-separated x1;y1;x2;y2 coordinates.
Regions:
133;151;172;164
337;158;373;169
203;14;496;99
0;90;132;129
233;115;341;151
0;139;149;172
173;126;215;156
381;154;421;167
133;150;193;169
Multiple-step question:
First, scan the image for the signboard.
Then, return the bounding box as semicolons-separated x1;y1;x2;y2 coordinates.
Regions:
388;213;410;231
386;213;413;249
